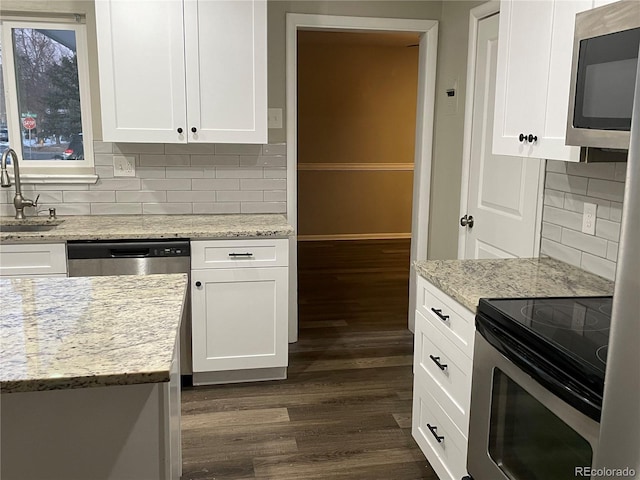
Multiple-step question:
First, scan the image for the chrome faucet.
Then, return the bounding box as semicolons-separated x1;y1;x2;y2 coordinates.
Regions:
1;148;39;219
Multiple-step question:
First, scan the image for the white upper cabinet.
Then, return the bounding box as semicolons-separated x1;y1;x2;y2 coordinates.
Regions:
95;0;267;144
493;0;593;162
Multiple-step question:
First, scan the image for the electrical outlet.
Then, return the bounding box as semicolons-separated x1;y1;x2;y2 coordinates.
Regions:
268;108;283;129
582;202;597;235
113;155;136;177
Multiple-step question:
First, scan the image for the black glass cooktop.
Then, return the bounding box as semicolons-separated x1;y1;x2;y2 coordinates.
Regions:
477;296;613;414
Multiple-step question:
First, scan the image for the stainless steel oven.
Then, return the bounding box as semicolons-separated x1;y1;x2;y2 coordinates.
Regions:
466;297;611;480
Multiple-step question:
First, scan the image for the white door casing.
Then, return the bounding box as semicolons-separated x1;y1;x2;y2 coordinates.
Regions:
286;14;439;339
459;3;545;260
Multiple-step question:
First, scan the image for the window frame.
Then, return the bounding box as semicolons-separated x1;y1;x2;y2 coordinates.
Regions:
0;15;97;183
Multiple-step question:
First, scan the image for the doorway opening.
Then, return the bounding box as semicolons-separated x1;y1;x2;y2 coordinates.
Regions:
286;14;439;341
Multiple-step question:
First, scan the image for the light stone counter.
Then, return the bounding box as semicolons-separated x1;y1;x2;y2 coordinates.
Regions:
0;213;294;243
0;273;187;393
414;257;614;312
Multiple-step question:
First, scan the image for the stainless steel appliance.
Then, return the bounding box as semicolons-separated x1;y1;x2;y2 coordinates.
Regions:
566;1;640;151
67;239;193;376
466;296;612;480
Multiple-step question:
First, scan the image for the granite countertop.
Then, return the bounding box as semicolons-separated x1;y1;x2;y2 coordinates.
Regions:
0;214;294;242
414;257;614;311
0;274;187;394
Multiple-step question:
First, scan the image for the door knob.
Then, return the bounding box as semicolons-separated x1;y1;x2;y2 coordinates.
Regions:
460;215;474;228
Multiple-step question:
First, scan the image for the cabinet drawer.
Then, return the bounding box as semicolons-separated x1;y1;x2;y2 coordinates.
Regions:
414;310;471;433
416;277;475;358
412;380;469;480
0;243;67;276
191;239;288;269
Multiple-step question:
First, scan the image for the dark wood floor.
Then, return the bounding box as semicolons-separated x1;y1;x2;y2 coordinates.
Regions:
181;239;436;480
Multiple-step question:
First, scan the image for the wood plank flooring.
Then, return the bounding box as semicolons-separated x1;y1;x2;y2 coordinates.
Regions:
181;239;436;479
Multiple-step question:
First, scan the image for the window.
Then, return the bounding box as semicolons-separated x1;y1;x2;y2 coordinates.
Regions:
0;16;95;179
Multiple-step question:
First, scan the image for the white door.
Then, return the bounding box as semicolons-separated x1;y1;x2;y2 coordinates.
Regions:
461;13;543;260
184;0;268;144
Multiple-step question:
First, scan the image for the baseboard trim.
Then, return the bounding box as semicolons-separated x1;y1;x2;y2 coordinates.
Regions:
192;367;287;385
298;233;412;241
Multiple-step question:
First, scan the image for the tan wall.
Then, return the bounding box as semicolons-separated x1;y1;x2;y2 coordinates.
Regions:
297;31;417;237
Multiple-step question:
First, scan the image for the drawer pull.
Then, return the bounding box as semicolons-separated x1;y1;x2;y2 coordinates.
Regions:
431;308;450;322
426;424;444;443
429;355;448;371
228;252;254;258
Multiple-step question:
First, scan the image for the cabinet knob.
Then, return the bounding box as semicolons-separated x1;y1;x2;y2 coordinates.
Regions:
191;127;197;133
195;281;202;288
177;127;183;134
527;134;538;143
519;133;526;142
460;214;474;228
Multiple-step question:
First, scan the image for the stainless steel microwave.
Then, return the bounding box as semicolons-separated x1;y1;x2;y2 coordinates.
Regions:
566;1;640;150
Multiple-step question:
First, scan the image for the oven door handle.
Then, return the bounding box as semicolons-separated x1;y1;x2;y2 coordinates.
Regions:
476;319;602;421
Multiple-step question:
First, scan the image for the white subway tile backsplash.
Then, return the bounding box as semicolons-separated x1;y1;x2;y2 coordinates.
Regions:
540;238;582;267
586;178;625;202
262;144;286;156
541;222;562;242
164;144;215;155
240;202;287;214
216;191;263;202
240;179;286;191
91;203;142;215
141;178;192;191
264;168;287;179
91;178;141;191
191;179;239;191
545;172;588;195
239;155;286;167
264;191;287;202
581;253;616;281
564;193;610;219
116;191;167;203
166;191;216;203
544;189;564;208
193;202;241;214
63;191;116;203
114;143;165;154
166;167;204;178
215;144;262;155
142;203;193;214
215;167;263;179
2;142;287;217
543;206;583;232
595;218;620;242
541;159;624;280
610;202;622;222
561;228;608;258
137;167;166;178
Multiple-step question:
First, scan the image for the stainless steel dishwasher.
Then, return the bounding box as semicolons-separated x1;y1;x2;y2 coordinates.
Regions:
67;239;193;376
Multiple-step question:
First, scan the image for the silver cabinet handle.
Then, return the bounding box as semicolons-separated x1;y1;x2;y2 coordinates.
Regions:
228;252;254;257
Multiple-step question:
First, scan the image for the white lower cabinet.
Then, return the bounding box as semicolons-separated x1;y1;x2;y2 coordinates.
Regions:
190;239;289;385
0;243;67;277
412;276;475;480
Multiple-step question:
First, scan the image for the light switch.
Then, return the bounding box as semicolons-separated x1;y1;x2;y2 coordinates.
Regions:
113;155;136;177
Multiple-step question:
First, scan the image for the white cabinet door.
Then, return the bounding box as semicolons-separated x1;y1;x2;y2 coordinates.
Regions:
191;267;288;372
184;0;267;144
95;0;188;143
0;243;67;277
493;0;591;162
96;0;267;144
